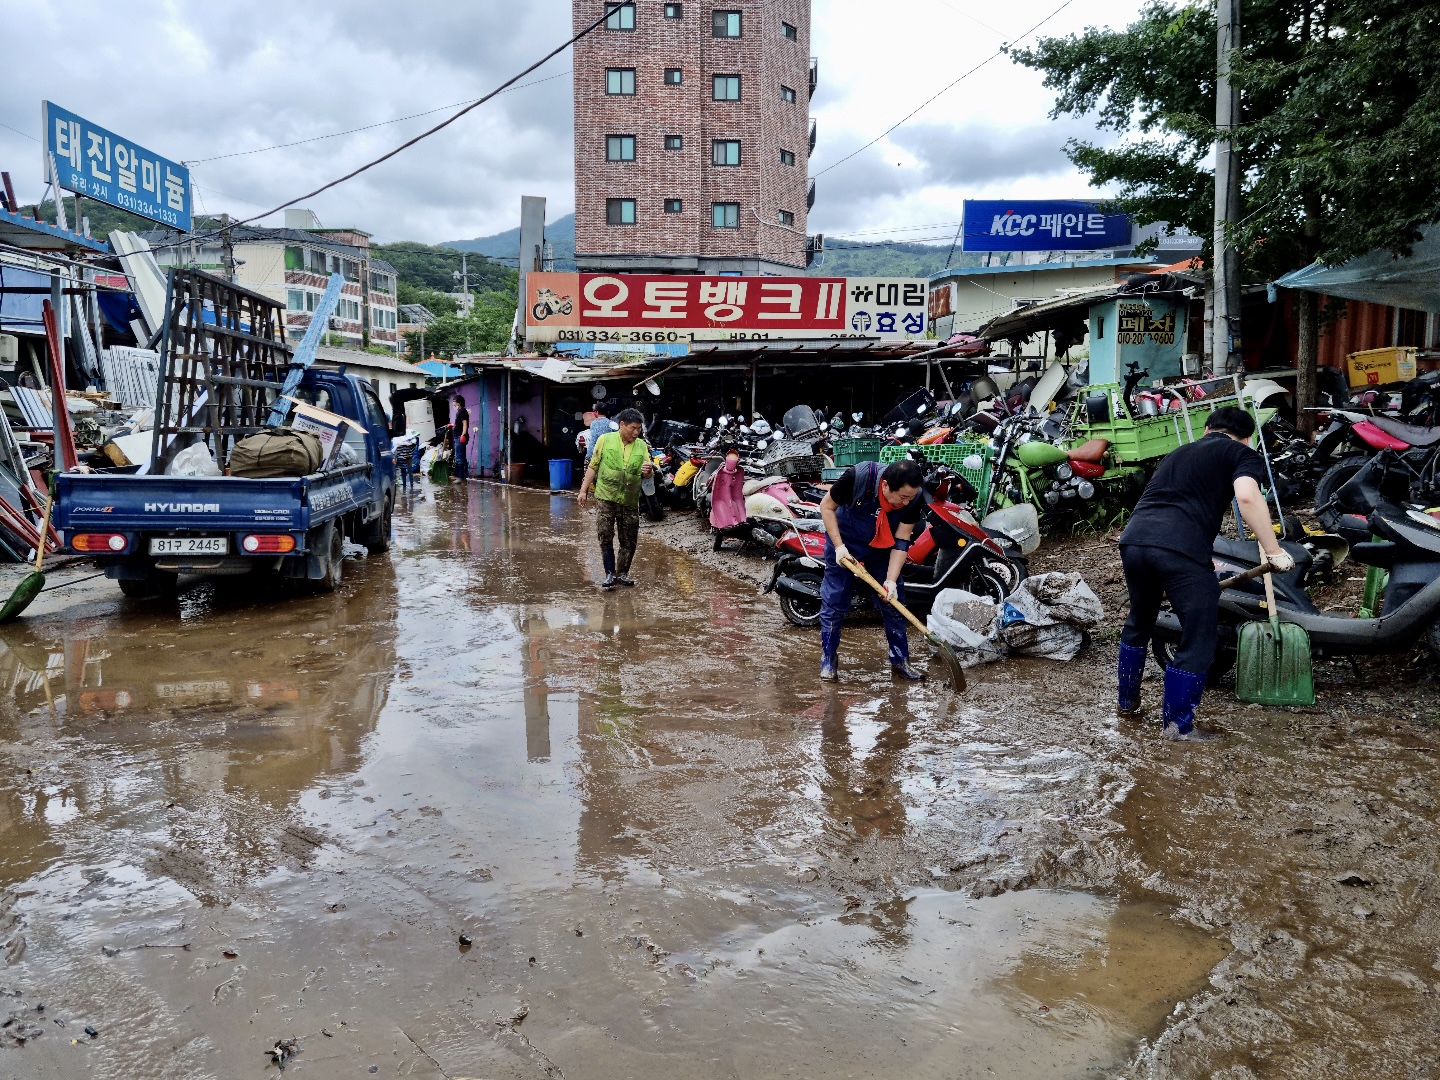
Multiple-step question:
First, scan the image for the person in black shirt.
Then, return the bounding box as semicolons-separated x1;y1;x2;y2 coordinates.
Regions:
1117;406;1293;740
450;396;471;483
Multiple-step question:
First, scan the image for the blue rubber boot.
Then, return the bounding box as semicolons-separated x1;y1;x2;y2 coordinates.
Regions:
1162;665;1217;741
886;625;925;681
1117;643;1148;720
820;627;841;681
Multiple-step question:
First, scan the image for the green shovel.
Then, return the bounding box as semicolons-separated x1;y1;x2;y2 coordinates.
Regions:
0;492;54;624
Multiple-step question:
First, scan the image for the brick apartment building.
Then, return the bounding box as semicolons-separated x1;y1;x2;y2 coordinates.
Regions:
571;0;816;275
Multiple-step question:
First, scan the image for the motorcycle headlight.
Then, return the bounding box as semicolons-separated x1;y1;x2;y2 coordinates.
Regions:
1054;462;1073;481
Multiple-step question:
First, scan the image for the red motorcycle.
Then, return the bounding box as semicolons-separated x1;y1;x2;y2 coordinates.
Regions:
763;468;1028;628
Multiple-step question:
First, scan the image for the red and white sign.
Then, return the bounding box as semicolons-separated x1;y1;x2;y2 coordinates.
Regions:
524;273;927;344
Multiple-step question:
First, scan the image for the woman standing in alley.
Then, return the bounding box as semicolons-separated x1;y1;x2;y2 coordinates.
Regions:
577;408;653;590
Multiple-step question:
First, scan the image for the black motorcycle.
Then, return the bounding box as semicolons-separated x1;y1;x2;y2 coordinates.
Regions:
1154;466;1440;676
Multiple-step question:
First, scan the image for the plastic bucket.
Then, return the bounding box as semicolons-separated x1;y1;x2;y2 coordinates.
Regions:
507;463;526;485
548;458;574;491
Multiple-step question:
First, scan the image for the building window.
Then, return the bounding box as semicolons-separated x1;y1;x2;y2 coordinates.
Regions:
713;74;741;100
712;10;741;37
711;139;741;165
305;291;318;312
664;198;683;213
606;68;636;95
286;289;305;311
712;202;740;228
664;2;682;15
782;20;798;40
779;148;795;166
604;2;635;30
606;198;637;225
606;135;636;161
284;246;304;271
664;68;683;85
664;134;683;150
781;85;796;103
778;209;794;226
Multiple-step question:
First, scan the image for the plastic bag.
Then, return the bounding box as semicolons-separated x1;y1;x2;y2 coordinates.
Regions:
994;573;1103;661
926;589;1006;667
166;442;222;477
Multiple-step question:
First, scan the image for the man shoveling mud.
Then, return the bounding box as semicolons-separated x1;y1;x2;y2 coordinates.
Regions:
1116;406;1293;740
817;460;927;681
578;408;652;590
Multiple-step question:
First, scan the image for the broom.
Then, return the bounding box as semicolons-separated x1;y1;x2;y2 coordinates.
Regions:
0;490;55;623
840;555;967;691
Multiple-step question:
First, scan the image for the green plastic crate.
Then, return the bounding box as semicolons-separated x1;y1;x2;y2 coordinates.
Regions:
832;437;883;466
821;467;847;482
880;441;991;494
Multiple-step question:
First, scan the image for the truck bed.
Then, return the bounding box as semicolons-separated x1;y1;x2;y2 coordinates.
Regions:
57;464;373;535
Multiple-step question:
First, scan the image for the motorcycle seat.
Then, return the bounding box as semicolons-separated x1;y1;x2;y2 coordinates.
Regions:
1349;540;1395;569
1068;438;1109;463
1367;415;1440;447
743;476;788;496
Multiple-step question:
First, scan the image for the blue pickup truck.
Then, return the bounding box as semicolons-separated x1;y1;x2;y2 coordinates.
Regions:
55;370;395;598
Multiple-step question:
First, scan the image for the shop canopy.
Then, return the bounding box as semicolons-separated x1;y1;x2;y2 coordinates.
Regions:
1275;226;1440;313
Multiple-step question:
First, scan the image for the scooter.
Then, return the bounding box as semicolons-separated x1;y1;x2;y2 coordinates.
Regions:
764;467;1028;628
1152;466;1440;676
1314;409;1440;534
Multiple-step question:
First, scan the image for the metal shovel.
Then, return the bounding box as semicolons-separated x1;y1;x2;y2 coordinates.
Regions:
0;491;54;624
1234;544;1315;706
840;555;966;691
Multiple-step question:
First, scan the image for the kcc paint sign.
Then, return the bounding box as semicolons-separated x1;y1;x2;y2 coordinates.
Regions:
962;200;1130;252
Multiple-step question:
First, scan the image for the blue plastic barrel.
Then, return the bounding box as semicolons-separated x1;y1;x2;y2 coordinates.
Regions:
548;458;574;491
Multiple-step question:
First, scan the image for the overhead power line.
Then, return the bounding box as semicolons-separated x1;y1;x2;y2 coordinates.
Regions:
812;0;1077;178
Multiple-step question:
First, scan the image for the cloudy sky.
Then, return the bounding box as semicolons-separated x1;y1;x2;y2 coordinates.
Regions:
0;0;1142;247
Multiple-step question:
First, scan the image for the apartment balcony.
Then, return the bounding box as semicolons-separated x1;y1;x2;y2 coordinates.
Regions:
809;57;818;99
807;178;816;211
808;118;817;155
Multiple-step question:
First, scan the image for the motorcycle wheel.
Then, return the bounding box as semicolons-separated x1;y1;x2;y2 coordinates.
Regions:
560;301;573;315
1314;455;1371;532
1149;638;1238;683
532;302;548;320
779;590;822;629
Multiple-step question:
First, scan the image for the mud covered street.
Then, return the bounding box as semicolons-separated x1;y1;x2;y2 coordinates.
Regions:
0;484;1438;1078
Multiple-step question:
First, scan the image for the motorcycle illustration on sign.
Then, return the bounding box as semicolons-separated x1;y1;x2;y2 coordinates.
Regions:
531;288;574;321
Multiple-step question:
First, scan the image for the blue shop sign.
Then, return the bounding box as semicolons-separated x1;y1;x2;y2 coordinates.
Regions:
962;200;1130;252
42;101;192;231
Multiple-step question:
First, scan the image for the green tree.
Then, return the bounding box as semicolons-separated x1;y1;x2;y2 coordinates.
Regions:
372;241;515;294
1015;0;1440;429
403;289;515;359
396;280;459;317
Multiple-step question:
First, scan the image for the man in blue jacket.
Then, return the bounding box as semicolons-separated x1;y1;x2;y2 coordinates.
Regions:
817;459;927;681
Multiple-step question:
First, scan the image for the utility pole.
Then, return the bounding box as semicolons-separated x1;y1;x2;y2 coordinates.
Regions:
1212;0;1243;375
219;214;237;284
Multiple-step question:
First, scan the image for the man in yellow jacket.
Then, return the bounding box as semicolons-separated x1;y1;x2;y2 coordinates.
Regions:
578;408;652;590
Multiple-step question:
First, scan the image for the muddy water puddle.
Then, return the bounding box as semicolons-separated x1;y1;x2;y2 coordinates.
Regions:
0;484;1222;1077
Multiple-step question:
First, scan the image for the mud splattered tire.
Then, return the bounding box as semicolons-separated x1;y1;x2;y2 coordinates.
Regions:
366;494;393;555
316;526;344;593
779;590;822;628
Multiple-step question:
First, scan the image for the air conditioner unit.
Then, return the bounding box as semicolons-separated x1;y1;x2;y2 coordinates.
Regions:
0;334;18;368
328;317;343;330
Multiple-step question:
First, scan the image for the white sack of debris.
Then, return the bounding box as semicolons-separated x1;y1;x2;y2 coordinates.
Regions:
926;572;1104;664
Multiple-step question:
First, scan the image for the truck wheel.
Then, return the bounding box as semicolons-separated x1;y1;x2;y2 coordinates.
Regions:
118;570;178;599
366;494;393;555
317;526;344;593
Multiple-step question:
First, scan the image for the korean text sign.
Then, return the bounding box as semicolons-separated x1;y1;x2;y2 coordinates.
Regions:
524;274;927;344
962;200;1130;252
43;101;192;231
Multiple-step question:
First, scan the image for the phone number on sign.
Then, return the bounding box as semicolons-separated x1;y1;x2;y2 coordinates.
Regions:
556;330;685;343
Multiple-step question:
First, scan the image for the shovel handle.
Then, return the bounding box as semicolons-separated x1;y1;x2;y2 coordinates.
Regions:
1218;561;1279;590
33;490;54;573
840;555;930;638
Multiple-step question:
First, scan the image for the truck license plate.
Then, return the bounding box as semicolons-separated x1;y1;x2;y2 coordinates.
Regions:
149;536;228;555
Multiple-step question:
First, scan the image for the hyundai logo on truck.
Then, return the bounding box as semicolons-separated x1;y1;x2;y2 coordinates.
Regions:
143;502;221;513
